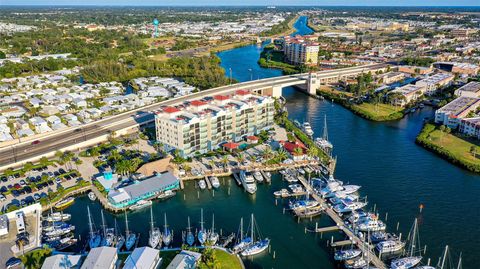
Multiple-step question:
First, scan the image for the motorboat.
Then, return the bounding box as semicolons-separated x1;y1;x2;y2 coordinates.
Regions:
240;170;257;194
210;177;220;188
390;257;422;269
285;175;298;183
54;197;75;209
288;184;303;193
198;180;207;190
342;185;361;194
294;120;302;128
293;206;323;218
253;171;264;183
330;195;359;205
302;122;314;137
370;231;388;243
333;201;367;213
157;190;176;200
334;249;362;261
44;212;71;222
263;171;272;183
273;189;289;198
344;257;368;269
289;199;319;211
129;200;152;211
88;191;96;201
376;240;405;254
356;218;386;232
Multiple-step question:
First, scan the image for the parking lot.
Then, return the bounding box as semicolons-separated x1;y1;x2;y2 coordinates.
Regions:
0;164;83;212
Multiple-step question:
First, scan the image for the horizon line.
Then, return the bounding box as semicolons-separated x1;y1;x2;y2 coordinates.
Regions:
1;4;480;7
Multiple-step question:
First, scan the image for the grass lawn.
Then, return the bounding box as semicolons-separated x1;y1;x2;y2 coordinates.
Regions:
426;129;480;166
159;251;181;269
21;247;52;269
352;102;403;118
198;249;243;269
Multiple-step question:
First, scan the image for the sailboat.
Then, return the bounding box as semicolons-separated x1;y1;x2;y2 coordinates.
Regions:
100;210;115;247
391;218;423;269
315;115;333;153
207;214;219;245
241;214;270;256
114;219;125;251
197;209;208;245
186;216;195;246
161;213;172;247
124;212;136;251
232;217;252;254
87;206;101;249
148;206;161;249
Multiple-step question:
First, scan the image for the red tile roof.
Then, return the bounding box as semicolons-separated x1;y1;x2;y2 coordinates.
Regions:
280;140;307;155
190;100;208;106
222;142;240;150
246;135;259;141
214;95;230;101
236;90;250;96
163;106;180;113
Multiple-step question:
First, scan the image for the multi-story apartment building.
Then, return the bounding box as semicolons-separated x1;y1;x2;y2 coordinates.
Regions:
454;82;480;98
434;96;480;129
415;72;454;95
459;117;480;139
389;84;426;107
281;35;319;66
155;90;275;157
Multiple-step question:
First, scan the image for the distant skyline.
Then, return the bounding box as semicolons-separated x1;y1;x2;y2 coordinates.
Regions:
1;0;479;6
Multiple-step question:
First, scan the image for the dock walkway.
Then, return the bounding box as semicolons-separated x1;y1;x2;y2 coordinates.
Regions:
297;176;387;269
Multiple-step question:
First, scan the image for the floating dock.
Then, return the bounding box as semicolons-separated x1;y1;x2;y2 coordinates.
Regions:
232;173;242;185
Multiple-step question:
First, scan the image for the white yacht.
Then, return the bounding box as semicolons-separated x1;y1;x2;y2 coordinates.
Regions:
289;199;319;211
198;180;207;190
253;171;264;183
376;240;405;254
129;200;152;211
342;185;361;194
210;177;220;189
240;170;257;194
333;201;367;213
390;257;422;269
344;257;368;269
302;122;314;137
356;218;386;232
334;249;361;261
288;184;304;193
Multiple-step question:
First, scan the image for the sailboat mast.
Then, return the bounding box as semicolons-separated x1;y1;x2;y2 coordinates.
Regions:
101;210;106;236
440;245;449;269
87;206;94;237
457;253;462;269
164;213;168;232
240;217;243;241
212;214;215;233
323;115;328;141
410;218;418;256
150;206;154;231
200;209;204;230
187;216;191;232
125;212;130;236
250;214;254;241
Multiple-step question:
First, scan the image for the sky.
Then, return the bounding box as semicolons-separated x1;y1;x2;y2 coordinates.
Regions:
1;0;479;6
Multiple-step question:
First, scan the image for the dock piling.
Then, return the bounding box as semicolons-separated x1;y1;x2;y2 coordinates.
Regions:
396;222;400;231
197;191;200;199
273;251;276;259
385;212;388;221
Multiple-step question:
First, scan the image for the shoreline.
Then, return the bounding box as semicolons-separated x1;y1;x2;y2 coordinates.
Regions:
416;123;480;173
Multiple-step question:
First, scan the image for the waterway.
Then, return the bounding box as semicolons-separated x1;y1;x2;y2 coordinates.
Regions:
64;16;479;268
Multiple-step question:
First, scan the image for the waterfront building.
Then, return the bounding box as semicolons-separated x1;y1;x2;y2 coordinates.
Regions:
94;169;119;192
434;96;480;128
124;247;162;269
454;82;480;98
166;250;202;269
41;254;82;269
377;72;405;84
107;172;179;209
280;140;307;161
280;35;319;66
389;84;426;107
415;73;454;95
459;117;480;139
81;247;117;269
155;90;275;157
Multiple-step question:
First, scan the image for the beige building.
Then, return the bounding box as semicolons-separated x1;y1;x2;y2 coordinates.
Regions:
415;73;454;95
454;82;480;98
389;84;425;107
398;65;433;75
155;90;275;157
281;35;319;66
435;96;480;129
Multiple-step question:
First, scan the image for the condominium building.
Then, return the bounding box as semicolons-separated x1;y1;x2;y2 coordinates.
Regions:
281;35;319;66
459;117;480;139
415;73;454;95
389;84;426;107
155;90;275;157
454;82;480;98
434;96;480;128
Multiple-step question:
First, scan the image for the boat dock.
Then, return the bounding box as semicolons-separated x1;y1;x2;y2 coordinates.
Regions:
297;176;387;269
308;224;340;233
232;173;242;185
204;176;212;190
260;170;271;183
330;240;353;247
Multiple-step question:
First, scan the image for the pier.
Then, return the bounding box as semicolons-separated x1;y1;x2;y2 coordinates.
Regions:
296;176;387;269
330;240;353;247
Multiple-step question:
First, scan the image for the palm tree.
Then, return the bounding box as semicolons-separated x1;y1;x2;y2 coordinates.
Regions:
307;147;319;158
115;160;129;176
250;155;257;168
221;156;229;172
262;147;273;160
236;153;245;167
293;147;304;158
209;160;216;171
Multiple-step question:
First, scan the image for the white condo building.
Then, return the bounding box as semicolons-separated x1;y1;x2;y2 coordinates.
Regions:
155;90;275;157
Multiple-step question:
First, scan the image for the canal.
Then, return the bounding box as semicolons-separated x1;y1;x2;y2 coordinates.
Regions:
64;16;479;268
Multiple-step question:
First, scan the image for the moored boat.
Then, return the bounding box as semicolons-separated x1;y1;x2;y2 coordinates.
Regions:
334;249;362;261
198;179;207;190
210;177;220;189
55;197;75;209
129;200;152;211
240;170;257;194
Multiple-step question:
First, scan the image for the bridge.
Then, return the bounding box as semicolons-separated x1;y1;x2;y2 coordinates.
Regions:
0;63;388;171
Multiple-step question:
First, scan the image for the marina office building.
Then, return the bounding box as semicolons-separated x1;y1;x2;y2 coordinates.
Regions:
155;90;275;157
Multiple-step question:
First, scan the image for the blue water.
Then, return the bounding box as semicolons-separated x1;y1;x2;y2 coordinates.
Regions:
216;15;480;268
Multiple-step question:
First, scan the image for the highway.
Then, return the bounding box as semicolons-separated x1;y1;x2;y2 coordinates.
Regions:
0;74;308;168
0;63;388;169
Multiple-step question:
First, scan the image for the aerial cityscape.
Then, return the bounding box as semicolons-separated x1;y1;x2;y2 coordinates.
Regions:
0;2;479;269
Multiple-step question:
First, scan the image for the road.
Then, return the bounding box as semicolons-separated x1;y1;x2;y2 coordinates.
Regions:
0;74;308;168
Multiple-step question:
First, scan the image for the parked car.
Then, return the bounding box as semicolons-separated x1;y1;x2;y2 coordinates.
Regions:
33;193;41;201
5;257;22;269
0;194;6;201
19;180;26;186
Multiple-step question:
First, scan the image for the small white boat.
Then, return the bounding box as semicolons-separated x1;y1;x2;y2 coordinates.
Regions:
376;240;405;254
390;256;422;269
198;180;207;190
288;184;304;193
44;212;71;222
253;171;263;183
285;175;298;183
210;177;220;188
273;189;289;198
289;199;319;211
88;192;96;201
333;201;367;213
334;249;361;261
263;171;271;183
356;218;386;232
129;200;152;211
344;257;368;268
342;185;361;194
157;190;176;200
302;122;314;137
